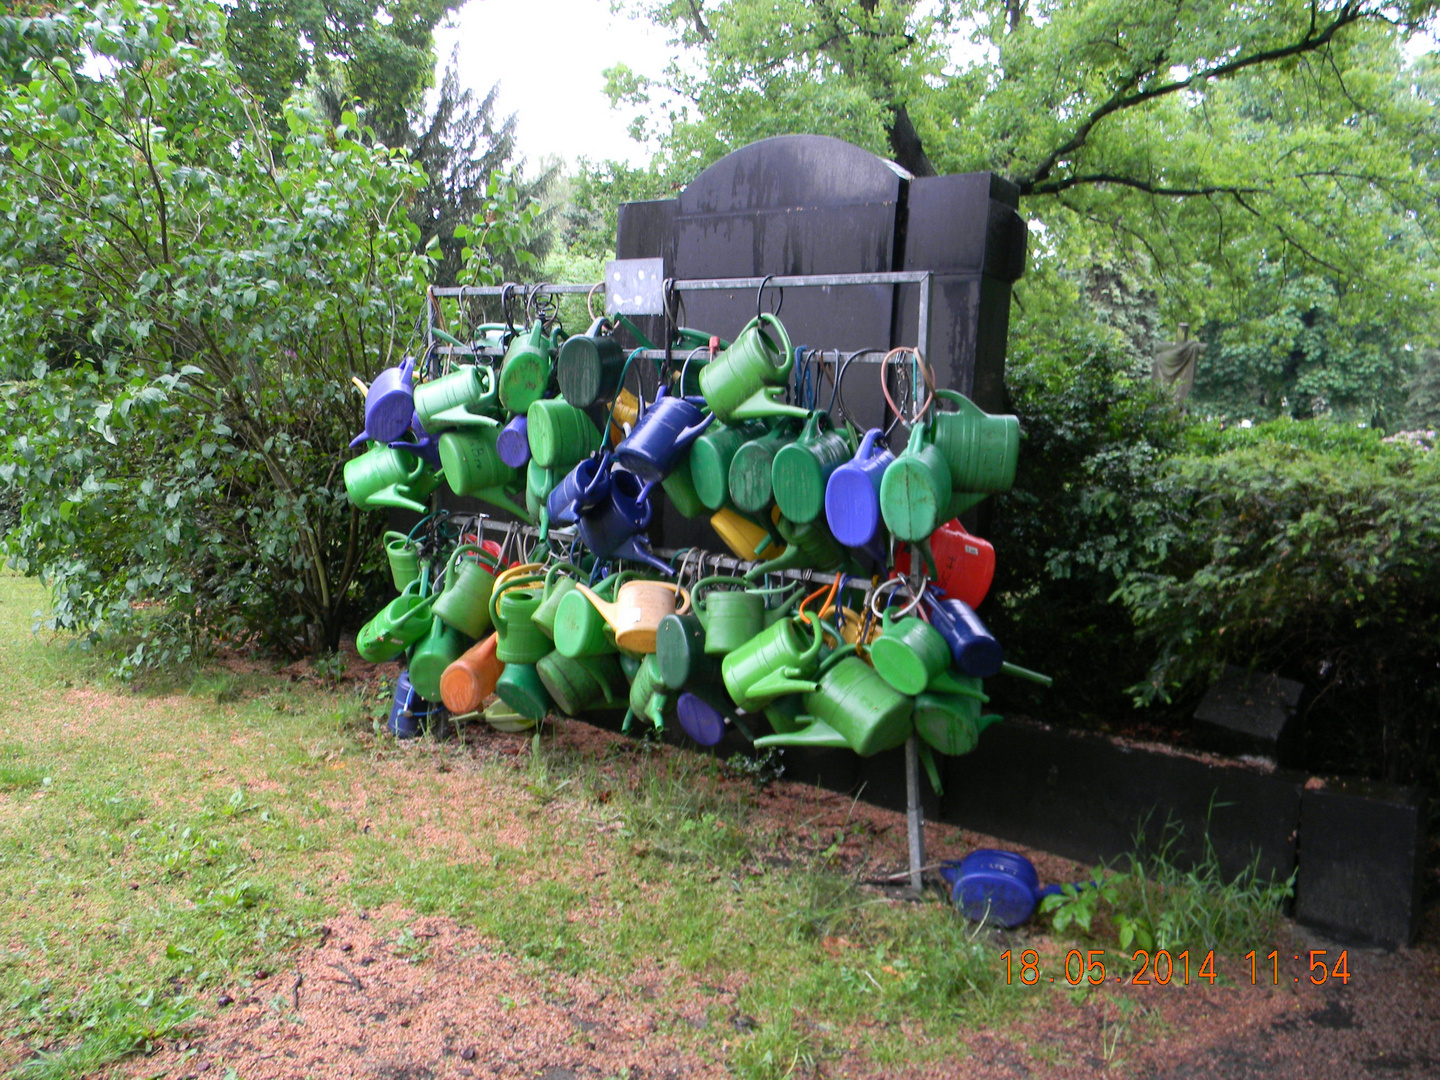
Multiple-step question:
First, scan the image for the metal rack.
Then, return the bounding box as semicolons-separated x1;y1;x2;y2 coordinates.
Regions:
421;270;943;893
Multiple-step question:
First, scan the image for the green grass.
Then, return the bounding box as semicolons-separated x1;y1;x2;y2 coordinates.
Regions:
9;569;1296;1077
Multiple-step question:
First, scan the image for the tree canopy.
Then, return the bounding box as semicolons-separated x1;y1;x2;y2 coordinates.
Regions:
225;0;461;146
609;0;1440;416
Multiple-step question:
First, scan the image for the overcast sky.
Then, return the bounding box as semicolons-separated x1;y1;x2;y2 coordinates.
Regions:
431;0;681;173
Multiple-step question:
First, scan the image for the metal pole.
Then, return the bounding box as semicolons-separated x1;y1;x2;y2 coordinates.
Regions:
905;736;925;893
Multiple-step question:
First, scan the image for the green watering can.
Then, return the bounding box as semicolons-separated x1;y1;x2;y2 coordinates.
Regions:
720;611;824;712
772;411;855;525
625;653;669;732
690;420;766;511
930;389;1020;494
552;571;632;658
753;646;914;758
489;573;550;665
344;442;441;514
661;455;707;518
728;422;796;516
495;661;553;721
356;579;434;663
431;544;497;641
528;399;602;472
653;612;724;692
437;427;530;520
556;316;624;409
691;576;802;656
530;562;581;639
407;615;468;702
499;323;558;415
913;683;1002;757
879;422;952;543
868;610;953;696
413;364;501;431
383;530;421;592
698;315;809;424
536;650;624;715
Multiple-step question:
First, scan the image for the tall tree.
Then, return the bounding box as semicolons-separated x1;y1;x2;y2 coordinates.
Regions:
0;0;429;661
225;0;460;146
408;54;527;287
613;1;1440;336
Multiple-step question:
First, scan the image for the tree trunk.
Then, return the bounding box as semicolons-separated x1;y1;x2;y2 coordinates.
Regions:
886;104;936;177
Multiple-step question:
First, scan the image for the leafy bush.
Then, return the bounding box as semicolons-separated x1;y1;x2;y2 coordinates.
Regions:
986;329;1187;721
0;2;429;669
1117;418;1440;785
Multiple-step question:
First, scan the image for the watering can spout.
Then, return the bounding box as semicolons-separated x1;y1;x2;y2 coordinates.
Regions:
676;408;716;449
572;582;621;627
754;718;849;751
615;535;674;576
477;485;532;525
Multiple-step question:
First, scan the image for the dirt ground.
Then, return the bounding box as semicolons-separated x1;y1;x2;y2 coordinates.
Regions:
107;741;1436;1078
102;645;1439;1080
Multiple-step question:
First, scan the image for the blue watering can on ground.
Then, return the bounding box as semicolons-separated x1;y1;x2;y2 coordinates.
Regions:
938;850;1076;927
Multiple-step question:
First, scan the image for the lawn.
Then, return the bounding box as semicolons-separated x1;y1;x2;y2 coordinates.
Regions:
2;570;1407;1080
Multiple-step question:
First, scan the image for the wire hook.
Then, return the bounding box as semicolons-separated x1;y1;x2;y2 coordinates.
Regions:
755;274;784;321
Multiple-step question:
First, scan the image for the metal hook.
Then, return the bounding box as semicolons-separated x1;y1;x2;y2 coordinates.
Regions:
499;282;519;335
870;575;926;619
587;281;605;323
678;346;708;397
661;277;684;327
881;346;935;428
834;348;884;431
755;274;784;321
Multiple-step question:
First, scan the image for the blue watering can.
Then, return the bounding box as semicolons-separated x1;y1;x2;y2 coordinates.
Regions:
614;385;715;483
938;850;1075;927
351;356;416;447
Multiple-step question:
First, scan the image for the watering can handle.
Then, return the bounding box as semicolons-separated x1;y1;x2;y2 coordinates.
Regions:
445;543;490;581
759;313;793;378
391;592;436;633
857;427;884;460
794;610;825;666
544;560;580;590
677;409;716;447
488;572;545;632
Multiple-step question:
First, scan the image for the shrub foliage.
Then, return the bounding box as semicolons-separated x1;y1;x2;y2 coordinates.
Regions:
0;1;429;668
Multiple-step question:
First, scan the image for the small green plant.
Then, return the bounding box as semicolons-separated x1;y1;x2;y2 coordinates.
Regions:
722;749;785;787
1040;817;1294;956
310;651;348;686
1037;865;1117;936
389;927;431;964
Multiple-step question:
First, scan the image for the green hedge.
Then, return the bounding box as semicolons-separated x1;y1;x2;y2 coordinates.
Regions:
989;333;1438;789
1118;419;1440;785
984;331;1186;722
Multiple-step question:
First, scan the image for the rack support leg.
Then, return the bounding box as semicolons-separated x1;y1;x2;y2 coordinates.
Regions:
905;735;925;893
